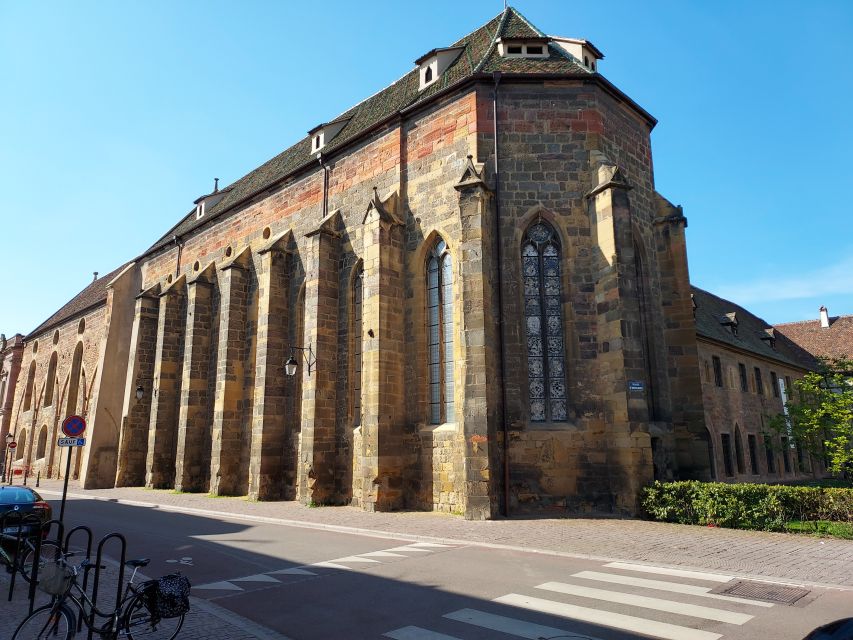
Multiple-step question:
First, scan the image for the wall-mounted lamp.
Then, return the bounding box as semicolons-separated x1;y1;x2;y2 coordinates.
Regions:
285;345;316;377
135;385;144;401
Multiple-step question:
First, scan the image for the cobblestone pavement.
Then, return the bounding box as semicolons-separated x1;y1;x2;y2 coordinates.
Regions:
32;479;853;590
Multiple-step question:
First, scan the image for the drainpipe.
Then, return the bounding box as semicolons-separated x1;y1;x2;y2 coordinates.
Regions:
492;71;511;517
317;152;330;219
173;235;184;278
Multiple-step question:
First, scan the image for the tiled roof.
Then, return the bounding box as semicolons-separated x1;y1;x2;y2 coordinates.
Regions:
692;286;816;370
773;315;853;361
27;263;131;339
145;7;589;255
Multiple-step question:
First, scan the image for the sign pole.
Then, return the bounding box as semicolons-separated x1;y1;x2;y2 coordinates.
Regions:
59;447;71;523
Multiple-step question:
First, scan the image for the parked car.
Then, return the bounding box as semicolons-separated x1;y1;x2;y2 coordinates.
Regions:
803;619;853;640
0;486;52;541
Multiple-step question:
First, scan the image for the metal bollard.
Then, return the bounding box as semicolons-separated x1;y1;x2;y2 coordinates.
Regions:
36;471;40;487
23;469;27;486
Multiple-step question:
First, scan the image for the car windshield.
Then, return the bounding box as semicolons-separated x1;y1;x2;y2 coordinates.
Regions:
0;487;37;504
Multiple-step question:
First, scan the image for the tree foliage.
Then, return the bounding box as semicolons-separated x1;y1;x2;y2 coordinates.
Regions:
768;358;853;475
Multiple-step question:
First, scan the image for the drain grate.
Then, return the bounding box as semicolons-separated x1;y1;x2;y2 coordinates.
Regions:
719;580;810;604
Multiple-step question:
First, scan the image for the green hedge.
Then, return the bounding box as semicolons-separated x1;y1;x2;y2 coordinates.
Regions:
640;481;853;531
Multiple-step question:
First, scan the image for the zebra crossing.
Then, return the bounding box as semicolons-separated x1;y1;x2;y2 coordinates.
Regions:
193;542;457;593
383;561;777;640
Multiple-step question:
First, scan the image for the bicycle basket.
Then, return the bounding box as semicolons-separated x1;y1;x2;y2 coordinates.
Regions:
143;574;191;618
38;561;74;596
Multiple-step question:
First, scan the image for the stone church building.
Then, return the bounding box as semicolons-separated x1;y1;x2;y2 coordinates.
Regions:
3;7;826;518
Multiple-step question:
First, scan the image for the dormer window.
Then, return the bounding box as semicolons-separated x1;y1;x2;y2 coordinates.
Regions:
498;38;550;59
720;312;739;337
195;200;205;220
551;36;603;72
415;46;464;91
308;118;350;155
193;178;227;222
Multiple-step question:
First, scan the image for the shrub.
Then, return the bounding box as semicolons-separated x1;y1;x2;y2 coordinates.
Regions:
640;481;853;533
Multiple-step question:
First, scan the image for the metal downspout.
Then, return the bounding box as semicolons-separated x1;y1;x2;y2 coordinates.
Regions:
492;71;510;517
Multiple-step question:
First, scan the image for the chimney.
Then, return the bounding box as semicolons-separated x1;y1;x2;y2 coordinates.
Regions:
93;271;99;282
819;305;830;328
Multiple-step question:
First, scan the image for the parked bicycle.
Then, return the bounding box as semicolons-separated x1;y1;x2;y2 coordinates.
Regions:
12;554;190;639
0;521;60;584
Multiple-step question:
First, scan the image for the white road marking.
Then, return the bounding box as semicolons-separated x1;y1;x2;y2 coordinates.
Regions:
383;626;462;640
231;574;282;583
359;551;407;558
604;562;733;583
572;571;775;607
494;593;722;640
384;545;433;553
268;567;316;576
194;581;244;591
407;542;454;548
537;581;753;624
310;561;357;570
330;555;380;564
444;608;602;640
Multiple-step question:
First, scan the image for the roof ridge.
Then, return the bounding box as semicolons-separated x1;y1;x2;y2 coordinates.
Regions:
506;5;547;37
472;6;508;73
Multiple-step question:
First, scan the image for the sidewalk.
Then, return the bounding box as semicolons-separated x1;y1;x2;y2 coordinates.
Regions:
33;479;853;589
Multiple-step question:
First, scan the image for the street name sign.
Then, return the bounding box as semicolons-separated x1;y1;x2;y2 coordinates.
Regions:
58;437;86;447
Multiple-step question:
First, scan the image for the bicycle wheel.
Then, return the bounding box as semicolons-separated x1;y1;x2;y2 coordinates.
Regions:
12;603;75;639
21;541;61;584
122;594;184;640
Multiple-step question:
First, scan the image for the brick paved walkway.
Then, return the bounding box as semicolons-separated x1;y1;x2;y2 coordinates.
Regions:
30;479;853;590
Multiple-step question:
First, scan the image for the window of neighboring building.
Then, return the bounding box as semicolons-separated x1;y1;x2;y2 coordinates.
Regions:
703;360;711;384
427;237;455;424
738;363;748;392
796;441;808;473
764;435;776;473
770;371;779;398
785;375;793;400
734;426;745;474
712;356;723;388
522;221;567;422
721;433;734;477
351;267;363;427
754;367;764;396
747;434;759;474
781;436;792;473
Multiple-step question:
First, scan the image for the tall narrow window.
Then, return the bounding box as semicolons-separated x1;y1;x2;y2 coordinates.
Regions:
426;238;454;424
754;367;764;396
352;268;363;427
734;425;745;474
634;238;659;420
36;425;48;459
721;433;734;477
523;222;567;422
712;356;723;388
738;363;748;392
747;434;759;474
770;371;779;398
764;435;776;473
781;436;792;473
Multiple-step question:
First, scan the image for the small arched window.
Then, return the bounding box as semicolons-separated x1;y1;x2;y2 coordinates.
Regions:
36;425;48;459
522;221;567;422
424;66;433;84
44;352;58;406
351;266;364;427
17;429;27;460
426;237;454;424
23;361;36;411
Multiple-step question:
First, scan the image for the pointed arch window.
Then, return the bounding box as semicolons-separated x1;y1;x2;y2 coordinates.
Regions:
352;266;363;427
522;221;567;422
44;352;57;406
426;238;454;424
23;361;36;411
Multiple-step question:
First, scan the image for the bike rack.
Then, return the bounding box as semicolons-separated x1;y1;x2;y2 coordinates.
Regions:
24;518;65;614
89;532;127;640
65;525;93;591
2;510;47;608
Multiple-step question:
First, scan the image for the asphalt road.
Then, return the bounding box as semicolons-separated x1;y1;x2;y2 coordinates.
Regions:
48;493;852;640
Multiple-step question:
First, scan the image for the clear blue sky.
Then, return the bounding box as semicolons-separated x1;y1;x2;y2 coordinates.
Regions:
1;1;851;336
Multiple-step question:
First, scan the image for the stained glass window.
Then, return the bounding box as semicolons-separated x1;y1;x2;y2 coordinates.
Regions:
522;222;567;422
427;238;454;424
352;267;363;426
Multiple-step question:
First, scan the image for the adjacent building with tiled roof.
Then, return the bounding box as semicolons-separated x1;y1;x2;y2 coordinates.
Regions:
774;308;853;362
4;7;830;515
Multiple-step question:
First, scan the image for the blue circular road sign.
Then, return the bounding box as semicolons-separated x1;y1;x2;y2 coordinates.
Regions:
62;415;86;438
